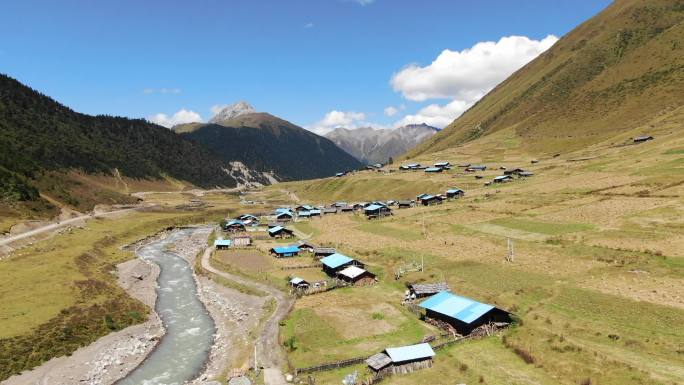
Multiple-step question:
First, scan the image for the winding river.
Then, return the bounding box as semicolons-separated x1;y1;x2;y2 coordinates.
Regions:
117;229;215;385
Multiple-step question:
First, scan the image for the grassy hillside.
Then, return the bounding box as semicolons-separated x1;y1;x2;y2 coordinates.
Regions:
408;0;684;157
176;113;363;181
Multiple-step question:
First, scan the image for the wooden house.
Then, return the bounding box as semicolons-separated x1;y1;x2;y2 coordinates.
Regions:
366;343;435;376
418;291;512;335
518;171;534;178
398;200;414;209
314;247;336;259
364;204;392;219
320;253;362;276
339;205;354;213
503;168;526;176
407;282;450;299
237;214;259;226
231;235;252;248
419;195;443;206
224;220;246;233
309;209;322;217
268;226;294;239
293;240;317;253
337;265;376;286
322;208;338;215
493;175;514;183
434;161;451;169
214;239;232;250
274;209;294;222
270;246;300;258
445;189;464;199
465;165;487;172
424;167;443;173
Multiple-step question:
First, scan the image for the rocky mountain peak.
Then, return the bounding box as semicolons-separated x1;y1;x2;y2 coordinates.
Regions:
209;101;256;124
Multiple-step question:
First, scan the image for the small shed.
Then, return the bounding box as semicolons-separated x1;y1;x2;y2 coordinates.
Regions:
408;282;450;299
231;235;252;248
367;343;435;375
314;247;336;259
268;226;294;239
445;189;464;199
434;161;451;168
320;253;360;276
224;220;246;233
503;168;526;176
364;204;392;219
275;211;293;222
424;167;443;173
294;240;317;253
465;165;487;172
290;277;310;289
418;291;512;335
339;205;354;213
518;171;534;178
214;239;232;250
419;195;442;206
634;135;654;143
398;200;414;209
337;265;376;286
270;246;300;258
493;175;513;183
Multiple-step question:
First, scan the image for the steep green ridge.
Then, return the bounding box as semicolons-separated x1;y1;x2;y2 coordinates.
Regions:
177;113;364;181
409;0;684;157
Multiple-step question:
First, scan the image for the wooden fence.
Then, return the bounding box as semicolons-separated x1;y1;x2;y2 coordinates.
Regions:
280;264;320;270
294;355;369;376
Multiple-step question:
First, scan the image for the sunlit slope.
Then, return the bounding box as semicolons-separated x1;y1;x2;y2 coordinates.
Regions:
408;0;684;157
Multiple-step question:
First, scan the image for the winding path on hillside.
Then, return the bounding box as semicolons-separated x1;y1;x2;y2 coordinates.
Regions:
0;207;138;248
200;244;293;385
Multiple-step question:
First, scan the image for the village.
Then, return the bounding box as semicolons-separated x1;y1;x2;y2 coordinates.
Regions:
210;159;534;384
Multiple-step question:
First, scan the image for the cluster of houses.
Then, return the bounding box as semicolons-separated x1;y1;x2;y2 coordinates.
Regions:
399;161;451;173
287;251;377;290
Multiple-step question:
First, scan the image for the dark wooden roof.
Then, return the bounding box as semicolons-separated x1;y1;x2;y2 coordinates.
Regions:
366;352;392;371
409;282;450;295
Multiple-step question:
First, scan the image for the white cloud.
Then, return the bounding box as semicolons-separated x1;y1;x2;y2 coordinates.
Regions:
307;110;366;134
391;35;557;102
389;34;558;128
148;109;202;128
304;22;314;28
353;0;375;5
395;99;471;128
384;106;399;117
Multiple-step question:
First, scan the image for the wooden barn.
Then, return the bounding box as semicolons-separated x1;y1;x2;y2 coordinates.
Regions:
445;189;464;199
493;175;514;183
419;195;443;206
408;282;450;299
337;265;376;286
314;247;336;259
634;135;654;143
290;277;310;290
214;239;232;250
231;235;252;248
293;240;317;253
418;291;512;335
320;253;362;276
366;343;435;376
364;204;392;219
270;245;300;258
398;200;414;209
224;220;246;233
268;226;294;239
274;210;294;222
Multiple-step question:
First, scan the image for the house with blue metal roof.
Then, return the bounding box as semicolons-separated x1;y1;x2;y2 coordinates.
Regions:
274;209;294;222
493;175;514;183
268;226;294;239
320;253;361;276
270;245;300;258
434;161;451;168
366;343;435;375
424;167;443;173
224;219;246;232
364;204;392;219
419;291;511;335
214;239;232;250
446;188;465;199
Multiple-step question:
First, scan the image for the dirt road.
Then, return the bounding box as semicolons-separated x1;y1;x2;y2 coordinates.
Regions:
0;207;138;248
200;245;293;385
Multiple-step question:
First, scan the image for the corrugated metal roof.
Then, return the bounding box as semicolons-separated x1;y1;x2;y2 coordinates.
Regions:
419;291;495;324
227;220;245;226
446;189;463;194
298;211;311;217
272;246;299;254
268;226;284;234
434;162;450;166
310;209;321;214
290;277;305;284
214;239;232;247
320;253;353;268
410;282;450;295
385;343;435;363
494;175;512;180
338;265;367;279
364;204;384;211
425;167;442;172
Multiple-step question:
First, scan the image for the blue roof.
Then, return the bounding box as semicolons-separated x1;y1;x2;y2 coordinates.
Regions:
275;208;293;215
276;211;293;218
320;253;353;269
364;204;384;211
298;211;311;217
268;226;284;234
239;214;257;220
416;193;429;199
385;343;435;363
214;239;232;247
419;291;496;324
310;209;321;214
434;162;450;166
227;220;244;226
420;194;435;200
425;167;442;172
446;189;464;194
406;163;419;167
297;205;315;211
272;246;300;254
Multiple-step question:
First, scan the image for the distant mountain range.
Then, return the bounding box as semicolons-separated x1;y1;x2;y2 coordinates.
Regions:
325;123;439;164
408;0;684;158
175;102;363;181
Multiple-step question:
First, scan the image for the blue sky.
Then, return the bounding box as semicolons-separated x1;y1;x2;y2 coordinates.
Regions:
0;0;611;132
